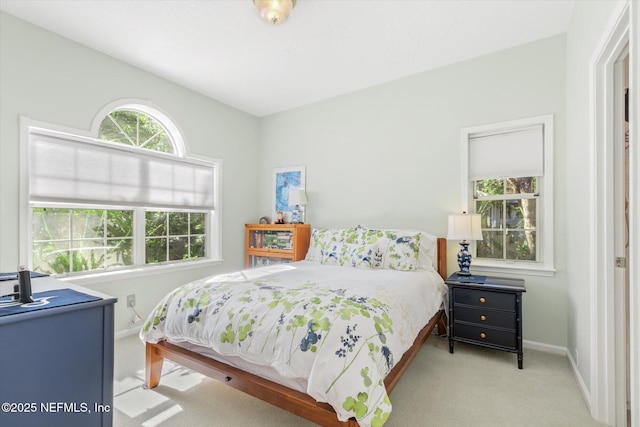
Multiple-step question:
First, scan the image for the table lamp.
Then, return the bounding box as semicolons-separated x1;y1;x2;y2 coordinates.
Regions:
288;189;307;224
447;211;483;275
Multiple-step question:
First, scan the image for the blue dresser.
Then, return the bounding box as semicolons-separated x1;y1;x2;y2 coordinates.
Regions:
0;277;117;427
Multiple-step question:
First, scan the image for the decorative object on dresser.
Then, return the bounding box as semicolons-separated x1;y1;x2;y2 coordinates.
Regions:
446;211;483;275
288;189;307;224
245;223;311;268
273;211;285;224
445;273;526;369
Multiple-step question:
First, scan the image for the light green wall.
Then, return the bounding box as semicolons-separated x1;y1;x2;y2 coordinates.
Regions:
564;0;626;393
0;10;584;357
258;35;568;348
0;11;260;332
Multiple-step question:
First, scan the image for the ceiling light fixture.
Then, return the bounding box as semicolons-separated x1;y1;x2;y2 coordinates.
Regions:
253;0;296;25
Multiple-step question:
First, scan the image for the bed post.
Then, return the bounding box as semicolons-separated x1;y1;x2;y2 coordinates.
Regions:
436;237;448;336
145;342;164;389
436;237;447;280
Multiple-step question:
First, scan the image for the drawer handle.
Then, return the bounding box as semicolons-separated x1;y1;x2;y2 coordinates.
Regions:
480;315;487;321
479;297;486;303
480;332;487;339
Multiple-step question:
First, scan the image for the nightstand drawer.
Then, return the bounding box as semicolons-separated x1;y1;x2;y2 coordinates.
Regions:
453;288;515;311
454;322;517;349
454;306;516;329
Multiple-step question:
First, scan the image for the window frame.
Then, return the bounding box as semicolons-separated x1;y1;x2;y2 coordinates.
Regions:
19;109;222;284
473;177;540;262
30;204;136;275
460;114;555;276
142;208;210;265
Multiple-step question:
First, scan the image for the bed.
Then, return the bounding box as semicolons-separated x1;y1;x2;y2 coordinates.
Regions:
141;226;448;427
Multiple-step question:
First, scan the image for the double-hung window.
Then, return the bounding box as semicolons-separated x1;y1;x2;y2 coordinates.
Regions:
461;115;554;276
22;106;221;278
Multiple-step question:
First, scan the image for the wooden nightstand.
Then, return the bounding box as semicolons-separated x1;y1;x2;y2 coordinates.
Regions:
445;273;526;369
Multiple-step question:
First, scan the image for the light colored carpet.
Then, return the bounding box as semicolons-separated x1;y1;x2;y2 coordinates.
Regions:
113;333;604;427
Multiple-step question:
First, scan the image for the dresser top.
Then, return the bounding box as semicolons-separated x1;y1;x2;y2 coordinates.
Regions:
0;276;117;325
445;273;526;292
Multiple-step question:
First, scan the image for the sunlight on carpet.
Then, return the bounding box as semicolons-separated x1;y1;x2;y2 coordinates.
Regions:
113;353;210;426
141;404;183;427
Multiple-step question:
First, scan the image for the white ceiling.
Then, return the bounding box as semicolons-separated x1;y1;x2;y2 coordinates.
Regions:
0;0;574;117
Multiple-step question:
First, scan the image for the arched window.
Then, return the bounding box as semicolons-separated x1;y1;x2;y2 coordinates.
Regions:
98;109;175;154
23;103;220;277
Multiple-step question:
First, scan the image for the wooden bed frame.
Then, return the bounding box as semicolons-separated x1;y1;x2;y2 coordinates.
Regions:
145;238;448;426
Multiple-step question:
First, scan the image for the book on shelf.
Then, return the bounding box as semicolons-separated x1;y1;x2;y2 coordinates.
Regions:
250;229;294;250
252;257;290;267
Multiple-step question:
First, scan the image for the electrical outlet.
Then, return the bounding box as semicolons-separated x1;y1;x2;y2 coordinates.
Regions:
127;294;136;308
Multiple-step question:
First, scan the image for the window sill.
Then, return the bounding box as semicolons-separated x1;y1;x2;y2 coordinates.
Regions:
469;261;556;277
55;258;224;286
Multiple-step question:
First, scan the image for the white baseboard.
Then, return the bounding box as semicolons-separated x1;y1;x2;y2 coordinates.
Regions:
524;339;592;414
115;328;140;340
566;347;592;415
523;339;566;355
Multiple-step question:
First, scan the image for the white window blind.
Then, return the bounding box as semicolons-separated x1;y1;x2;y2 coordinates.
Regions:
469;125;544;181
29;129;216;210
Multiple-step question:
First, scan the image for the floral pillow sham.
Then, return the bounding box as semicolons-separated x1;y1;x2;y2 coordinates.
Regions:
355;226;421;271
305;227;359;262
307;225;433;272
320;240;387;269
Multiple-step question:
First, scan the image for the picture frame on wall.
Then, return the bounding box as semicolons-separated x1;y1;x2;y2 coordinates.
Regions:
273;165;305;223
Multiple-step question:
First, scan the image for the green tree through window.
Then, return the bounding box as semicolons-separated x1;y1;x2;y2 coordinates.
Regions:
475;177;538;261
145;211;206;264
32;208;134;274
98;110;174;153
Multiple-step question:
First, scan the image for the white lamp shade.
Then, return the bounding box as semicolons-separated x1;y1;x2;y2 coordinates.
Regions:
288;189;307;206
447;213;483;241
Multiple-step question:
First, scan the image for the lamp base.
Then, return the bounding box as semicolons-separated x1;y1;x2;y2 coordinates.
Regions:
290;206;301;224
457;241;473;276
292;205;305;224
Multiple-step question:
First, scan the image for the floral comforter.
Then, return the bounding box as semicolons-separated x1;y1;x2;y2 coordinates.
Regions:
140;261;446;427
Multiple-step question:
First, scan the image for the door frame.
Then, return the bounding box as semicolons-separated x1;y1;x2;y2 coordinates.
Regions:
589;1;638;425
613;47;629;427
